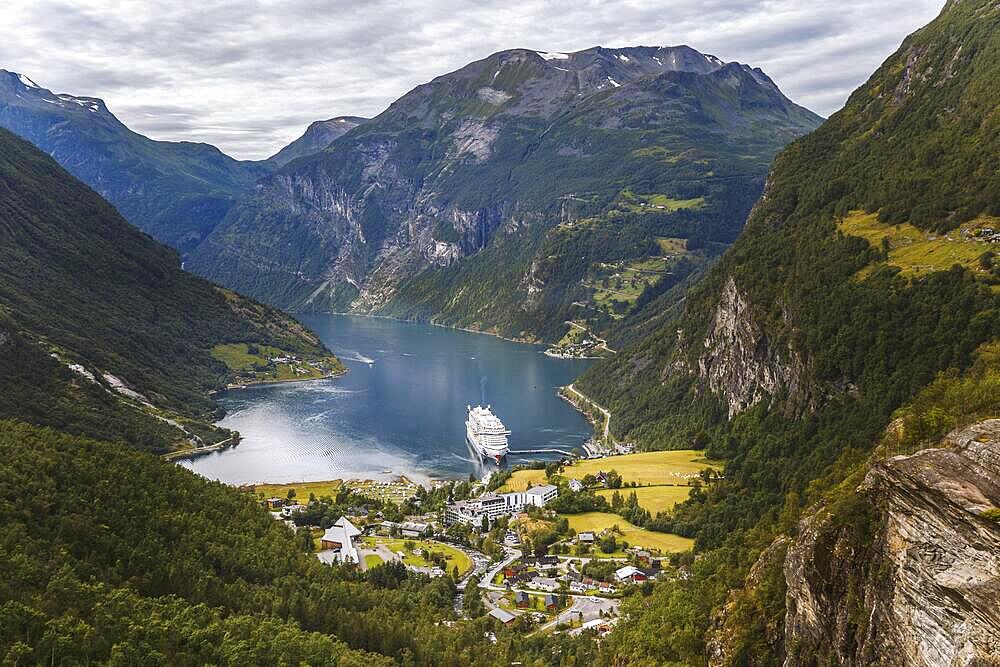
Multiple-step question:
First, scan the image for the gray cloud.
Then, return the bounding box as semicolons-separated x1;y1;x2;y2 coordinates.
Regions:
0;0;944;159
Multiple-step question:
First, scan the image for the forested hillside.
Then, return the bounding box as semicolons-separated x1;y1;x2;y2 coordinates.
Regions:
576;1;1000;662
0;421;597;665
0;128;340;452
189;46;821;343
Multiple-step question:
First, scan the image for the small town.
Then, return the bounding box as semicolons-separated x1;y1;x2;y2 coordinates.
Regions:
252;447;718;637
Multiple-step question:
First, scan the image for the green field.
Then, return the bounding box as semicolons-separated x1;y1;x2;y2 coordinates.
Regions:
498;468;550;492
212;342;344;385
364;554;384;569
347;479;420;504
566;450;720;486
595;485;693;515
619;189;706;213
562;512;693;553
251;479;343;501
839;211;997;279
361;538;473;576
502;450;718;496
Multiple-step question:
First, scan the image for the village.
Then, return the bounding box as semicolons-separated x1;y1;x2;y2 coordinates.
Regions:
253;448;719;637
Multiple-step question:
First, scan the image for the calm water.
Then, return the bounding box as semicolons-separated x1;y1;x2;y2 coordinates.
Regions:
180;315;594;485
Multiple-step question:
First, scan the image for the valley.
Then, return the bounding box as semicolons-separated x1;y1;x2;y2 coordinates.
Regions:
2;2;999;665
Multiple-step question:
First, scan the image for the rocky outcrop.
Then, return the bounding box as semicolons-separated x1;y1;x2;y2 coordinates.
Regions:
784;420;1000;666
696;277;812;418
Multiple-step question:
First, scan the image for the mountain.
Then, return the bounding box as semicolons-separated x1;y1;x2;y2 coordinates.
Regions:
0;127;341;453
578;2;1000;663
0;70;274;254
188;45;822;342
270;115;368;166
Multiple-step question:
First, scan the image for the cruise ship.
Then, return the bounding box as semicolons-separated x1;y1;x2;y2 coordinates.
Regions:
466;404;510;463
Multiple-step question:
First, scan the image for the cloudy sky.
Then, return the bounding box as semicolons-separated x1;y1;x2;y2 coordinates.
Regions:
0;0;944;160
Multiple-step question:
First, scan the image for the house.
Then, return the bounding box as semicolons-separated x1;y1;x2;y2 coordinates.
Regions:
376;520;399;535
265;497;284;509
514;591;530;608
568;479;584;493
319;516;361;564
400;521;428;538
525;484;558;506
544;593;558;610
488;608;517;626
595;472;608;486
531;577;559;592
597;581;617;594
577;531;595;545
537;555;559;567
281;503;305;518
633;549;653;566
569;581;588;594
615;565;647;583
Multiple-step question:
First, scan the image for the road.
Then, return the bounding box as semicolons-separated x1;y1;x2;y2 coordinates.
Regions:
534;595;619;634
565;383;612;442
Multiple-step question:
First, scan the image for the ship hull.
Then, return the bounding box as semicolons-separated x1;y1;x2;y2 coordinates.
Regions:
466;429;507;464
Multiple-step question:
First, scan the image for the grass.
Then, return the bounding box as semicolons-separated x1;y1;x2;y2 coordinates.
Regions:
655;237;688;254
250;479;343;501
838;211;997;279
565;450;720;486
211;343;344;386
364;554;384;569
562;512;694;553
347;479;420;504
619;189;705;213
360;538;473;577
595;485;693;515
499;468;550;492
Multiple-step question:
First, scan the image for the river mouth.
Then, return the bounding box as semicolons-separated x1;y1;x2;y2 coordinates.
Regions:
179;314;595;485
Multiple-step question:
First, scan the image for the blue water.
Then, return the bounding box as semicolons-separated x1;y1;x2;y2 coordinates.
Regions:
180;315;595;485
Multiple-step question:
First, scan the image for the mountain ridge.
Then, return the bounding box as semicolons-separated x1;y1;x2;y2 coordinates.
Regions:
188;44;822;342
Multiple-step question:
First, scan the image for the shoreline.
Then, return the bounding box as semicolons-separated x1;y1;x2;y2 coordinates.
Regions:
308;310;550;348
221;367;348;392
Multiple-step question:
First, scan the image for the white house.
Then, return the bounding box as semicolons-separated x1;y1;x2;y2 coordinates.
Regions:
615;565;648;583
568;479;584;493
400;521;428;538
320;516;361;564
530;577;559;592
445;484;560;526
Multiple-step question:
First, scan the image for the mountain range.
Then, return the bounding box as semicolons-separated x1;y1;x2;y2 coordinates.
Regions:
186;45;822;341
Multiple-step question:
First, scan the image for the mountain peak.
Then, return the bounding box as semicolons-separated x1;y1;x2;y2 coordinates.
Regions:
0;69;111;116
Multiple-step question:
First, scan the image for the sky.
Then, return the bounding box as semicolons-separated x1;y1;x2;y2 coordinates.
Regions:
0;1;944;160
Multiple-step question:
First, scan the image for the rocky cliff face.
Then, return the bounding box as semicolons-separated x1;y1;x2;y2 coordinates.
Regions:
696;277;814;418
784;420;1000;666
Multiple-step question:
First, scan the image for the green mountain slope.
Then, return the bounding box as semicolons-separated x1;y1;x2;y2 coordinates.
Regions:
575;2;1000;663
0;70;274;254
189;46;821;342
0;128;340;453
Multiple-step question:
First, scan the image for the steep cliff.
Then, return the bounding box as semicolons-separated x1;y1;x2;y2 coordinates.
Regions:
188;45;821;341
784;420;1000;666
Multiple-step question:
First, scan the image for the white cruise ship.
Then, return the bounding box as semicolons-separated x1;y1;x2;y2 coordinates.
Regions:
466;404;510;463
